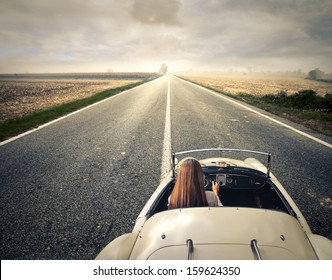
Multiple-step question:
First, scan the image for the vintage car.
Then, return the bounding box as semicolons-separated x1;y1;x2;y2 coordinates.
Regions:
96;148;332;260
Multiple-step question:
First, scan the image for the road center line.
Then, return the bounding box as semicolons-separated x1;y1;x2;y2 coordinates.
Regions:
179;77;332;149
161;75;172;179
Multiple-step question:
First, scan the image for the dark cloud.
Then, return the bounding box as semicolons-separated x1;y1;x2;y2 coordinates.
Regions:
131;0;181;25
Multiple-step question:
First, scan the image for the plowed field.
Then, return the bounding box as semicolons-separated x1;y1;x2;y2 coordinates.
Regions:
181;75;332;96
0;74;148;122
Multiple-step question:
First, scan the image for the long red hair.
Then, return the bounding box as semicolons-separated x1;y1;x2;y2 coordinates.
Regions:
169;159;208;209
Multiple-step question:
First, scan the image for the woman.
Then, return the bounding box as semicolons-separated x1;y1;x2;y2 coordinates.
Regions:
168;158;222;209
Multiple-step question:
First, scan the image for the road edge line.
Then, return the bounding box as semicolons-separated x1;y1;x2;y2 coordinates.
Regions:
177;76;332;149
0;79;156;146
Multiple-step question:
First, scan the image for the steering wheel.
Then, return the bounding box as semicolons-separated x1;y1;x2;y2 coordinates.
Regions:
203;173;213;191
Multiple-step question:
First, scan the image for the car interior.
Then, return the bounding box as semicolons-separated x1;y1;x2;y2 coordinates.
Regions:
147;166;294;218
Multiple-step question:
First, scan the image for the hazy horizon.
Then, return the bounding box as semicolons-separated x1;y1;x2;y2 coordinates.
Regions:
0;69;317;76
1;0;332;74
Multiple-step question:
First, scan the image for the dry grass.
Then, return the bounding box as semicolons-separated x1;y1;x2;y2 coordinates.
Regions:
182;75;332;96
0;78;140;123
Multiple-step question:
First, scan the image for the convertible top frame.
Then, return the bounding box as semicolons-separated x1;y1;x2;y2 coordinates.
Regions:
172;148;271;178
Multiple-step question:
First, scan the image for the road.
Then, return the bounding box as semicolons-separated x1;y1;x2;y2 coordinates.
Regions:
0;75;331;259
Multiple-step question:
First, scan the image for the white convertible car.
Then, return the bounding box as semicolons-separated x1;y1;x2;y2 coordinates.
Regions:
96;148;332;260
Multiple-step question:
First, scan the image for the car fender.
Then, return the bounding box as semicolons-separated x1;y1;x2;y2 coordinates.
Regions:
307;234;332;260
95;233;138;260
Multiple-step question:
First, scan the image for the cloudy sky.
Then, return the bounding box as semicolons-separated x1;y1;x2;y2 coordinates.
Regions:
0;0;331;74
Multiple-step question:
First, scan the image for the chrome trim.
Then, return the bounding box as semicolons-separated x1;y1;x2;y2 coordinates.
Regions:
250;239;262;260
186;239;194;260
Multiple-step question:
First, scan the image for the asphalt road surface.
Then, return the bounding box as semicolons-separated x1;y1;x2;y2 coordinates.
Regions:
0;75;331;259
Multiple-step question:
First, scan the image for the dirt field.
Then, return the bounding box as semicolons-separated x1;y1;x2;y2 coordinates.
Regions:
181;75;332;96
0;78;142;123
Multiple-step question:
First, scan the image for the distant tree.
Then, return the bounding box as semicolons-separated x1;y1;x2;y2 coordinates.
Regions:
159;64;168;75
308;68;324;80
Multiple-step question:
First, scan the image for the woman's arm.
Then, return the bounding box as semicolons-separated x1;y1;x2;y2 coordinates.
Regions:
212;181;220;196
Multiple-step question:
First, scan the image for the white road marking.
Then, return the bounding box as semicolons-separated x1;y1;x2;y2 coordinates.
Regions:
0;81;151;146
161;75;172;179
178;77;332;149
